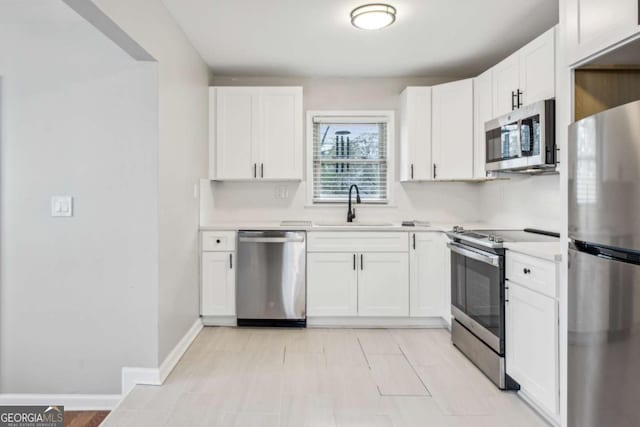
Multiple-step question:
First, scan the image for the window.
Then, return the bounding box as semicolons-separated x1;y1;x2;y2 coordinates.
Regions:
308;112;393;204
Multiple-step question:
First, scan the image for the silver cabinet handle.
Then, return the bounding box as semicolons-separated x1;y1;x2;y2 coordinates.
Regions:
239;237;304;243
410;164;414;179
253;163;257;178
260;163;264;178
360;254;364;270
229;253;233;269
447;242;500;267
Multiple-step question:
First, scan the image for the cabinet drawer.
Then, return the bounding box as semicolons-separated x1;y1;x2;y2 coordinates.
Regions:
506;252;557;298
202;231;236;252
307;232;409;253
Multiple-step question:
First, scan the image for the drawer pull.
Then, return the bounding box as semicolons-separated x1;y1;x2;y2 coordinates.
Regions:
523;268;531;274
216;239;221;244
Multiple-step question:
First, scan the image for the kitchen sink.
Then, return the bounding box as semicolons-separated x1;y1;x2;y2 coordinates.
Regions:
314;221;394;227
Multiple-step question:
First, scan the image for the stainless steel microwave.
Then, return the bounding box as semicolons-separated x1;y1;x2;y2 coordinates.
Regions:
485;99;556;173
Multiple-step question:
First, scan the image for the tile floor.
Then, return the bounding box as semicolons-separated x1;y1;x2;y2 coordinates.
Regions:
103;327;548;426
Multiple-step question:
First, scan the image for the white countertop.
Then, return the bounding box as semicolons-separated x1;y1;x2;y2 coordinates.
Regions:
199;221;515;233
504;242;563;262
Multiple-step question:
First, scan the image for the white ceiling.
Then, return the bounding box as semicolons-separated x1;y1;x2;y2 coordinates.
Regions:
161;0;558;78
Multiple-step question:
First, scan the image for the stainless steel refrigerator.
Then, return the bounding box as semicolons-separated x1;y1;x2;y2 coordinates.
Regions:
568;100;640;427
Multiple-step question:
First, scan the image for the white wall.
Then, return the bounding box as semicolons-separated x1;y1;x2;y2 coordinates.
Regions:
0;0;210;396
0;1;159;394
202;76;488;226
91;0;210;363
202;76;562;230
479;174;562;232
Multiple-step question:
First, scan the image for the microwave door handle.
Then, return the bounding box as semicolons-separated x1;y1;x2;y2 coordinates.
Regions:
447;242;500;267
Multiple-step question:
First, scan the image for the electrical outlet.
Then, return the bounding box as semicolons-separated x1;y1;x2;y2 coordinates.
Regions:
51;196;73;217
274;185;289;199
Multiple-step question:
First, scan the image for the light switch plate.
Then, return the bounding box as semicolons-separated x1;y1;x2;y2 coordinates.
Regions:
51;196;73;217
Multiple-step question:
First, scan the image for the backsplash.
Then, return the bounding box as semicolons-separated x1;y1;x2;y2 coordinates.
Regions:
200;179;486;225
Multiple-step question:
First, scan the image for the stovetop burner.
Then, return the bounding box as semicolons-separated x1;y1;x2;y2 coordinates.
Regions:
448;227;559;249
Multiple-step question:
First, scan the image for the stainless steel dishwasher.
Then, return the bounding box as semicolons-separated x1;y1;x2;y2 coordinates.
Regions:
236;230;306;327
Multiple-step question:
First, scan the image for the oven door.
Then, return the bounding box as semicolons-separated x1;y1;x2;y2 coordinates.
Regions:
449;242;504;354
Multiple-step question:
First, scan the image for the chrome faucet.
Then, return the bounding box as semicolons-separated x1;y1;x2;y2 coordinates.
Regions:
347;184;361;222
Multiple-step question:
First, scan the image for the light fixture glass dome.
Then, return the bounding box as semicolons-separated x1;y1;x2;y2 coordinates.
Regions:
350;4;396;30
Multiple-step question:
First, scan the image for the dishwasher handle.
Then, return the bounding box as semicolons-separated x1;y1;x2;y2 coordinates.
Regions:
239;236;305;243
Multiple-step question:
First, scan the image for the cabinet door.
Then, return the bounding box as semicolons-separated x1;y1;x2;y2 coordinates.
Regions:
520;28;556;106
307;253;358;316
409;233;447;317
506;283;559;415
492;54;520;117
201;252;236;316
259;87;303;180
400;87;432;181
358;252;409;316
431;79;474;180
473;69;493;179
566;0;639;65
215;87;260;180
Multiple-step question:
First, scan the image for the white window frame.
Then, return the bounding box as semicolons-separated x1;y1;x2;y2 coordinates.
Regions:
306;110;395;206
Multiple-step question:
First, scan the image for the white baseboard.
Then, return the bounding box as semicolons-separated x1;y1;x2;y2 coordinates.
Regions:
307;316;448;328
121;318;203;394
201;315;237;326
518;389;560;427
0;393;121;410
0;319;203;411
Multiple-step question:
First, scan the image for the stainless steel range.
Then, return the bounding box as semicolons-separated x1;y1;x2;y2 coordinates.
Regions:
446;227;559;390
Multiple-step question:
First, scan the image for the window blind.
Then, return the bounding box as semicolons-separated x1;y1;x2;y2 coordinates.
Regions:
312;118;388;204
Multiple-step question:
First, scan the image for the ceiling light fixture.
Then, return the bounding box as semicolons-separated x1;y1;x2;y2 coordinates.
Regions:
350;3;397;30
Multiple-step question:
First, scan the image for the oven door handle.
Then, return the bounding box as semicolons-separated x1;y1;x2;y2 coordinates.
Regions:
447;242;501;267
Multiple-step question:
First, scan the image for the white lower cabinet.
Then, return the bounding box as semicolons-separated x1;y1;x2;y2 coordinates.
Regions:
307;232;411;319
358;252;409;316
307;252;358;316
201;251;235;316
506;254;559;418
409;233;449;317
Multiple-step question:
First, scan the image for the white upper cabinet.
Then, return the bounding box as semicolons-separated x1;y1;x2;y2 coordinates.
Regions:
409;233;448;317
492;27;556;117
473;69;493;179
210;86;303;181
213;87;260;180
260;87;303;180
492;53;521;117
519;28;556;105
566;0;639;65
431;78;474;180
400;87;432;181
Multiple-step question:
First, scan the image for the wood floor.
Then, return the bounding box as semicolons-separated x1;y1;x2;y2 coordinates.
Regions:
102;327;548;426
65;411;109;427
